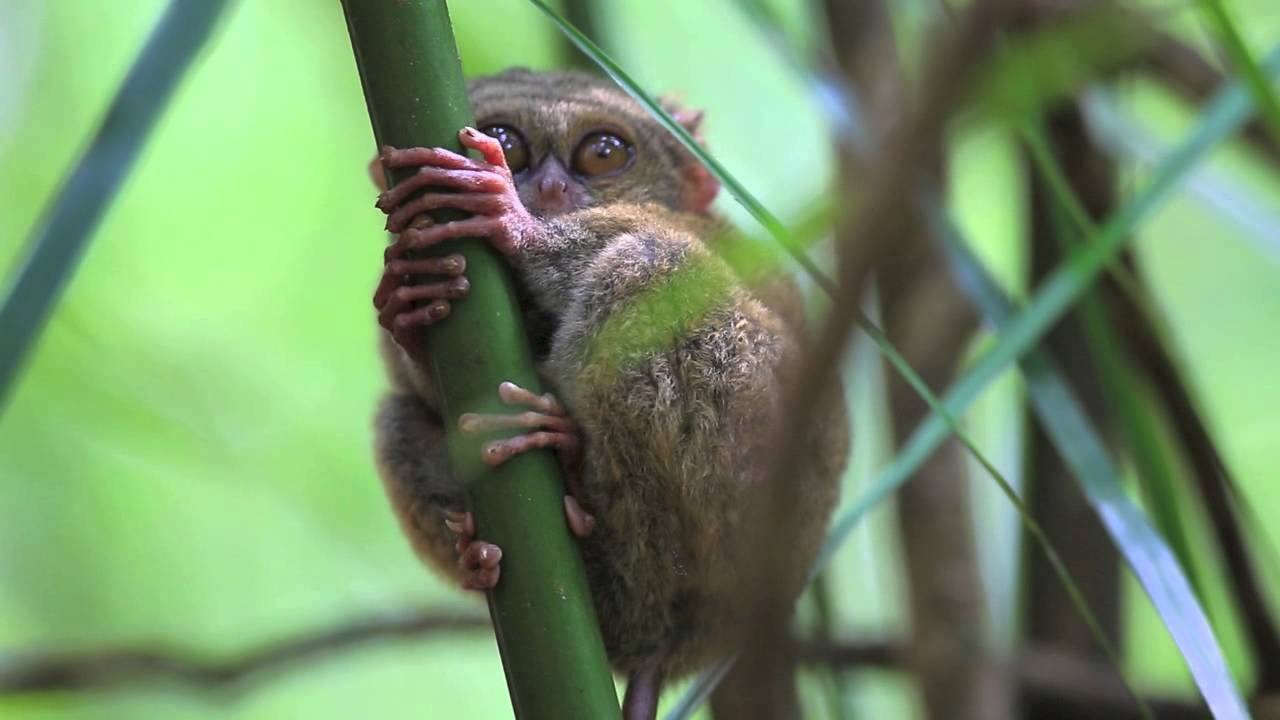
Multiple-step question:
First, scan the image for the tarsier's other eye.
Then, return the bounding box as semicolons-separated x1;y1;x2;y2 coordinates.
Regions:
572;131;634;177
480;124;529;173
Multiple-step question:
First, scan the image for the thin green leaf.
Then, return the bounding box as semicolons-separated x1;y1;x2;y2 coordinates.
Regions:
830;46;1280;714
1082;89;1280;267
0;0;233;410
934;212;1246;719
1021;119;1203;596
737;3;1276;714
527;0;1020;553
1196;0;1280;147
525;0;831;292
526;5;1051;718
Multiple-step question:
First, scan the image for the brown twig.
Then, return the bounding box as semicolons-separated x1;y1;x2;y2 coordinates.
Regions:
733;0;1019;715
796;639;1210;720
0;608;489;694
820;0;1007;718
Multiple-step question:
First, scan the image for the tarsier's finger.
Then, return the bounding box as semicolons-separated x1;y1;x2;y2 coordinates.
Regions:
377;165;507;213
497;381;567;416
377;280;469;329
382;222;435;263
395;216;501;249
368;155;388;192
459;127;509;169
458;541;502;591
459;541;502;571
389;304;451;349
462;567;500;591
383;191;506;232
378;165;507;217
481;431;580;467
458;410;575;435
564;496;597;538
379;145;486;172
372;255;465;309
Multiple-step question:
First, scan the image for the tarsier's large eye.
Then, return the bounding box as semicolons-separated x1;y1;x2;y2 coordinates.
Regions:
480;124;529;172
572;131;634;177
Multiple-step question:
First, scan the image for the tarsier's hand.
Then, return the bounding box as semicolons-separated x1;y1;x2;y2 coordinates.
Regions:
372;127;539;359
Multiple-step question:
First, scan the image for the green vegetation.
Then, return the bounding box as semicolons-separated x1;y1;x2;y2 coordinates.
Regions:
1;1;1277;718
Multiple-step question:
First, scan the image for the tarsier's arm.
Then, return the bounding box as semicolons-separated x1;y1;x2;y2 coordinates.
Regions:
370;129;596;591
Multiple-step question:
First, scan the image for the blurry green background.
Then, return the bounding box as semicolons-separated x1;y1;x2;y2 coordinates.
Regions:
1;1;1277;718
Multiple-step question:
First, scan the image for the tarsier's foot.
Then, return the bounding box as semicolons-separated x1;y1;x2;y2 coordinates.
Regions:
459;381;596;539
443;509;502;591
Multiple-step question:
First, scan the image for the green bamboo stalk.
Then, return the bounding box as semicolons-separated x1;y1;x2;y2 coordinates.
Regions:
338;3;620;718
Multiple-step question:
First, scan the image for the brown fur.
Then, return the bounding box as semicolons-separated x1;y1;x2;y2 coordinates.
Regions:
373;70;848;681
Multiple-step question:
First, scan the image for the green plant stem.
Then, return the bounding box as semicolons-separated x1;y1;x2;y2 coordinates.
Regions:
338;3;619;718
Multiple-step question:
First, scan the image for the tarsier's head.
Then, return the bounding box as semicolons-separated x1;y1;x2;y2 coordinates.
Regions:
468;69;720;217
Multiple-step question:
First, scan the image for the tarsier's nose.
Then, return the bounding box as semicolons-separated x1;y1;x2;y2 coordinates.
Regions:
537;176;570;211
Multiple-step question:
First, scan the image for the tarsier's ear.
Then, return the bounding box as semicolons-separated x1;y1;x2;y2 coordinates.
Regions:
660;95;720;214
368;154;389;192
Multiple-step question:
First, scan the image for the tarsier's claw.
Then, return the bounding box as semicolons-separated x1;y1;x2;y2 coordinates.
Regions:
443;509;475;542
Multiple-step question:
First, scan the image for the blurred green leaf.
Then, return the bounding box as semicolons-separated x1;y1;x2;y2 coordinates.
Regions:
1196;0;1280;148
1082;89;1280;266
0;0;232;409
1020;118;1202;593
526;0;1021;535
934;213;1246;717
969;6;1154;128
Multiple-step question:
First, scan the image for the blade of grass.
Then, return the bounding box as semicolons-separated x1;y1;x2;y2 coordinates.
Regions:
932;211;1248;719
529;3;1070;717
1021;118;1203;596
537;2;1270;715
826;50;1279;716
1082;88;1280;267
0;0;233;411
1195;0;1280;147
526;0;1021;557
732;2;1276;715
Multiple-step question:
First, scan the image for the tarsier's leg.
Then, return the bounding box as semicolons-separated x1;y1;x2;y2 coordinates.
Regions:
622;667;663;720
448;381;595;590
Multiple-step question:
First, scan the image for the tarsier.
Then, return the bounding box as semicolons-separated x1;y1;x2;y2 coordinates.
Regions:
370;69;848;719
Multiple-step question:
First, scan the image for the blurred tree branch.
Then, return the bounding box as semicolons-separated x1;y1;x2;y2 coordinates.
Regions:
799;640;1211;720
820;0;1007;717
1;613;1217;720
0;608;489;694
732;0;1021;717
